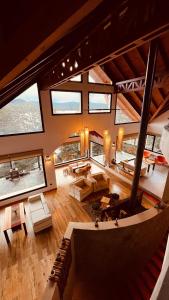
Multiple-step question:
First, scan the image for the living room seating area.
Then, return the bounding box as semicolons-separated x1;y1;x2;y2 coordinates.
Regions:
69;172;110;201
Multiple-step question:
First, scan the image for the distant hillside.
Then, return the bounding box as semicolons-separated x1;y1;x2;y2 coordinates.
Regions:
10;98;39;107
53;101;81;111
53;101;108;111
11;98;27;104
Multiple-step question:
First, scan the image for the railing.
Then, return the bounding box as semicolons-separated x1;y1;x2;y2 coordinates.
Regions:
42;206;169;300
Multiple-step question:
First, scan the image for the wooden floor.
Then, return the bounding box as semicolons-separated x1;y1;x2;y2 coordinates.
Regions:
0;161;133;300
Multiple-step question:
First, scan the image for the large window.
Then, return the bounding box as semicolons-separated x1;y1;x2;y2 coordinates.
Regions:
54;142;86;165
88;68;112;85
51;90;82;115
0;83;43;136
115;96;139;124
0;154;46;200
145;134;162;153
90;141;104;165
70;75;82;82
88;92;111;113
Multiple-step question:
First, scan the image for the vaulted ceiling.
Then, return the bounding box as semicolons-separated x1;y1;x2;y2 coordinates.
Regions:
1;0;169;121
103;31;169;121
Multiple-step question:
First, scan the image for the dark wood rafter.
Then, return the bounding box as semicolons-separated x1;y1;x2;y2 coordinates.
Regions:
39;0;169;90
149;93;169;122
124;52;158;111
158;38;169;70
111;60;142;114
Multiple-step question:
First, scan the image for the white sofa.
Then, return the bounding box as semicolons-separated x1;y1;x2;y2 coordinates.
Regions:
69;177;93;201
87;172;110;192
28;193;52;233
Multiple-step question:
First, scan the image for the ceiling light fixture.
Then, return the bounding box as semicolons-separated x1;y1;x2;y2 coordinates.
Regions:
62;62;65;67
70;66;73;71
67;58;70;63
74;61;78;68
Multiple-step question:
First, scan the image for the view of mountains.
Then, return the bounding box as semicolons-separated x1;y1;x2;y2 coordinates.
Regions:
52;101;108;111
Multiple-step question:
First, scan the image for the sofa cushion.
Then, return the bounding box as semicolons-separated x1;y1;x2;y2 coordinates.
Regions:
76;180;86;188
31;208;46;223
95;174;103;180
28;194;41;203
29;201;43;212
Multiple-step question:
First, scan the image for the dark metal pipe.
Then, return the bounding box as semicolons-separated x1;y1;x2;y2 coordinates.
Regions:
130;39;158;211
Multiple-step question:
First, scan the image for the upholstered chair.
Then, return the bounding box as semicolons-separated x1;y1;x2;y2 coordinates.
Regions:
87;172;110;192
69;177;93;201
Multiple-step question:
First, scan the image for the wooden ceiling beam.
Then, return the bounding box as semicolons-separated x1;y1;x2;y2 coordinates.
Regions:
0;0;102;90
40;1;169;90
123;52;157;111
149;93;169;122
158;38;169;70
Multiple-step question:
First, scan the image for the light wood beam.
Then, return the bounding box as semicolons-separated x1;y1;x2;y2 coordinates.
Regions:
149;93;169;122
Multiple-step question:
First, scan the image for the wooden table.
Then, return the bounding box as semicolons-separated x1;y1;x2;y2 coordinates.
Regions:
2;202;27;244
144;158;156;172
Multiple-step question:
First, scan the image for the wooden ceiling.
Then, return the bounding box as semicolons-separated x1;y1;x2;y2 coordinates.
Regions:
1;0;169;118
103;31;169;121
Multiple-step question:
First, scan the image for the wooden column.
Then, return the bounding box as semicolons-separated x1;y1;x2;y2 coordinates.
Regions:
130;39;158;211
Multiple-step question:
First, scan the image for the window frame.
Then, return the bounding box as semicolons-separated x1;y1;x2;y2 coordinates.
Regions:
89;140;104;166
50;89;83;115
87;71;112;86
0;152;47;201
114;94;140;125
88;91;112;114
145;134;161;154
70;74;82;83
54;141;87;166
0;82;45;137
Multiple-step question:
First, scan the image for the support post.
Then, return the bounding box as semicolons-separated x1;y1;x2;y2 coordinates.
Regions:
130;39;158;211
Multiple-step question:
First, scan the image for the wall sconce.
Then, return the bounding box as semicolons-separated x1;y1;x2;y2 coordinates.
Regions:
103;130;112;166
117;127;124;151
80;130;85;156
84;127;89;153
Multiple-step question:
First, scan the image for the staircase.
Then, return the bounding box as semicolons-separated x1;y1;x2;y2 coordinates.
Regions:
127;233;168;300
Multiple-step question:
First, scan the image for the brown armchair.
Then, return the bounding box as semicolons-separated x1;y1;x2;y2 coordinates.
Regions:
88;172;110;192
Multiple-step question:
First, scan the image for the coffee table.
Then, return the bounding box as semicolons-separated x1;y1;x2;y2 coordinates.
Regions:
2;202;27;244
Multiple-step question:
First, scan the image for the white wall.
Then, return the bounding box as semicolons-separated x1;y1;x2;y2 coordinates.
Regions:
0;72;140;206
148;111;169;135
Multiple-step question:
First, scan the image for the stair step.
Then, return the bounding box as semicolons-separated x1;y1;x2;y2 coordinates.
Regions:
127;280;143;300
145;262;160;281
140;270;156;292
134;276;152;300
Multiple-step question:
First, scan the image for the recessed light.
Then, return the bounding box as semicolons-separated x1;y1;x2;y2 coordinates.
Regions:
70;66;73;71
67;58;70;63
62;62;65;67
74;61;78;68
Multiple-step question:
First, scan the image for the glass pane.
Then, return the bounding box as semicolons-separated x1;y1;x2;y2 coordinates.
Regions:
54;142;85;165
51;91;81;114
0;156;46;200
153;136;162;153
70;75;82;82
88;69;112;85
89;93;111;113
90;142;104;165
0;83;43;135
145;135;154;151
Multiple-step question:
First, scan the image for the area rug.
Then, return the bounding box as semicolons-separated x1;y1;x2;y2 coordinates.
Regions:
81;190;160;221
